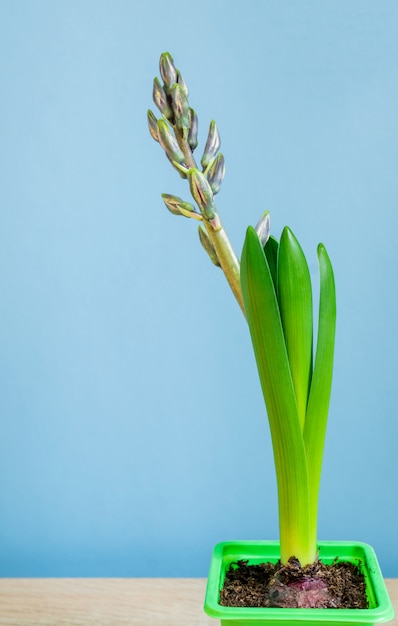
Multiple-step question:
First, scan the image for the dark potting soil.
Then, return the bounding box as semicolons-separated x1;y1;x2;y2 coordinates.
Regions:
220;557;368;609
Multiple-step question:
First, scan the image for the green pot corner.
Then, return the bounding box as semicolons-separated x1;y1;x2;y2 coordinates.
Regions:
204;540;394;626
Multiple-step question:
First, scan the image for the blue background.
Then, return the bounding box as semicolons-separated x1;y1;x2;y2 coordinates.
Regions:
0;1;397;577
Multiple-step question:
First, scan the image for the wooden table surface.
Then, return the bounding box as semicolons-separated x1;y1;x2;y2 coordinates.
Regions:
0;578;396;625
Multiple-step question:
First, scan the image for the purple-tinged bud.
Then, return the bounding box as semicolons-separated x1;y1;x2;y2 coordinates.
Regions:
157;119;185;165
188;168;216;221
187;108;198;151
198;225;220;267
159;52;178;90
201;120;221;169
176;69;189;97
205;153;225;195
147;109;159;142
153;77;173;120
162;194;200;218
170;83;190;132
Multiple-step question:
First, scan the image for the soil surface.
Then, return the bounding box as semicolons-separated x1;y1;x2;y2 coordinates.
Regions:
220;557;368;609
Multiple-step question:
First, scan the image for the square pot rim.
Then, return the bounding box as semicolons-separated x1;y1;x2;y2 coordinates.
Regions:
204;540;394;623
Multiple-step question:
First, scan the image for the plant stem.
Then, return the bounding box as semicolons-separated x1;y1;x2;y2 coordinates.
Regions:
176;130;246;317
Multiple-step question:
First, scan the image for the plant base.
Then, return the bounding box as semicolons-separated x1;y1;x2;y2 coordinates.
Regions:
204;540;394;626
220;556;367;609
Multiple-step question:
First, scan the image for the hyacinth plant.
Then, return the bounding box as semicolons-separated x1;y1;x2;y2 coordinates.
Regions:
148;52;336;567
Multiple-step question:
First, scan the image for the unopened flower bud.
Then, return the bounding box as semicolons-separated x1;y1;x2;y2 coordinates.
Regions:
153;77;173;120
147;109;159;142
157;119;185;165
201;120;221;169
170;83;190;132
176;70;188;97
188;108;198;151
255;211;271;247
198;225;220;267
188;168;216;221
159;52;177;91
162;194;199;218
205;153;225;195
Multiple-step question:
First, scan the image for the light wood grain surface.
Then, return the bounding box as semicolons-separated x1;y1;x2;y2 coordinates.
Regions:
0;578;396;626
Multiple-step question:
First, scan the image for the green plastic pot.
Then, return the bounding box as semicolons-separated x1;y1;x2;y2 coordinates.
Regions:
204;540;394;626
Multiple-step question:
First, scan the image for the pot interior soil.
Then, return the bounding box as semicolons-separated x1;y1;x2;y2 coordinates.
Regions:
220;556;368;609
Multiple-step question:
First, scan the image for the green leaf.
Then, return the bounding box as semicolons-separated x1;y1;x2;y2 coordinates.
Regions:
303;243;336;541
263;235;279;294
240;226;315;565
277;227;313;430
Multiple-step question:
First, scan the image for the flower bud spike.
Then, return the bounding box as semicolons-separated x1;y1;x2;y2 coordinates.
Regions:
188;108;198;151
255;211;271;247
170;83;190;132
153;77;173;121
176;70;188;97
198;225;221;267
205;153;225;195
157;119;185;165
201;120;221;170
188;168;216;221
162;193;200;218
147;109;159;142
159;52;178;91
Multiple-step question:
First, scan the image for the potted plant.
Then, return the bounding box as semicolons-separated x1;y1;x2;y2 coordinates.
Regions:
147;52;394;625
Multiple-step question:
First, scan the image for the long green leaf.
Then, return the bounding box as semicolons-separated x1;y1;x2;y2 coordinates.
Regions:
240;226;314;565
303;243;336;542
263;235;279;293
277;227;313;430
